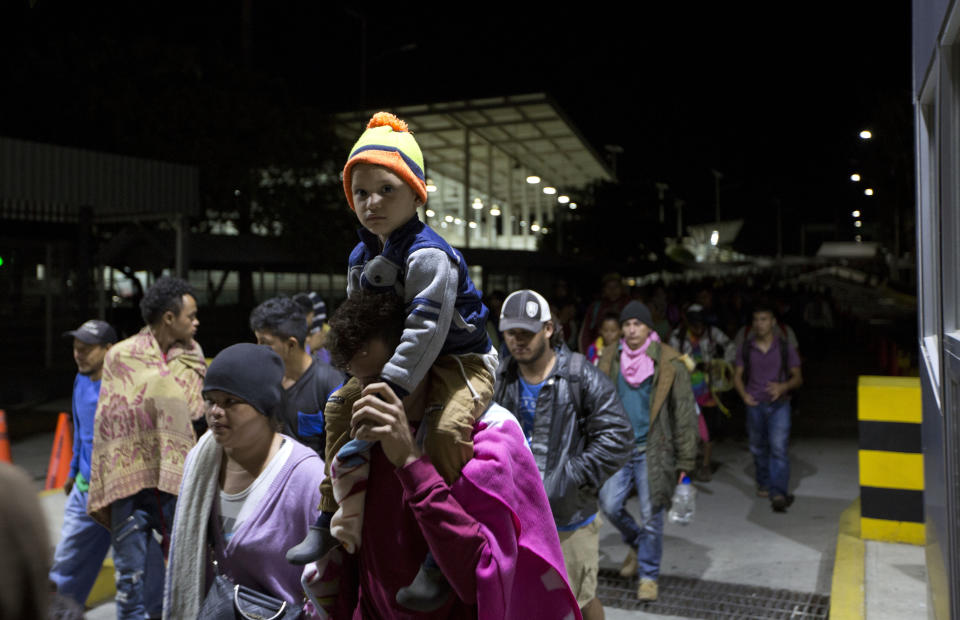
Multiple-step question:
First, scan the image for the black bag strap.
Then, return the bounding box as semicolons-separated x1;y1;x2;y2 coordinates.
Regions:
566;352;587;437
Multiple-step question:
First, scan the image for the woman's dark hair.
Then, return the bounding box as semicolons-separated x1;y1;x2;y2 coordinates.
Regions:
250;297;307;346
327;293;406;370
140;276;194;325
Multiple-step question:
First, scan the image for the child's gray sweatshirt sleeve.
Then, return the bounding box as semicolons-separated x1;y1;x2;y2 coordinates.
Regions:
380;248;458;396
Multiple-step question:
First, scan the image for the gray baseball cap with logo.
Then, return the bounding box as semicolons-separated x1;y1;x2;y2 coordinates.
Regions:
499;289;552;333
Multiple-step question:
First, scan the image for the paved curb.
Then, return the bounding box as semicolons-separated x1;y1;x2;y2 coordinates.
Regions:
830;498;865;619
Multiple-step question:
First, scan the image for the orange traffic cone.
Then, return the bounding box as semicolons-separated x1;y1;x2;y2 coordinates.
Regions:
45;412;73;490
0;410;11;463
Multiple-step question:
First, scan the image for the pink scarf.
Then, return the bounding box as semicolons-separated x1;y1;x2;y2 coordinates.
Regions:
620;330;660;387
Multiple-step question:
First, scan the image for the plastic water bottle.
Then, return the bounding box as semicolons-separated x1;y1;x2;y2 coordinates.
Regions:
668;475;696;525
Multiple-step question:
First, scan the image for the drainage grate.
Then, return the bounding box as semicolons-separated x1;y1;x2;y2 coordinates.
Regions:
597;569;830;619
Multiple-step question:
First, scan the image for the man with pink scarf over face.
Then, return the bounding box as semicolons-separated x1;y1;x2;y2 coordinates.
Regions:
596;301;698;602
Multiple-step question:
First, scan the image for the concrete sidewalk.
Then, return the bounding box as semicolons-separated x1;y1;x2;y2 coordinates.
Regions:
21;432;926;618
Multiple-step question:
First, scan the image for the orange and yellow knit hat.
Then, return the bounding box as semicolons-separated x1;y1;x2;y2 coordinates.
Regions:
342;112;428;211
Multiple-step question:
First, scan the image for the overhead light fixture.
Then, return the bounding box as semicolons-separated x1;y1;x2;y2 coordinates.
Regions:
454;218;463;225
864;188;874;196
490;205;501;216
444;215;454;223
468;221;478;229
540;227;549;234
426;179;438;193
425;209;436;217
520;220;528;227
710;230;719;246
854;220;863;228
859;130;872;139
472;198;484;210
558;195;570;204
855;235;862;242
530;222;541;232
569;202;577;210
440;221;448;228
850;173;861;182
526;175;541;184
542;186;557;195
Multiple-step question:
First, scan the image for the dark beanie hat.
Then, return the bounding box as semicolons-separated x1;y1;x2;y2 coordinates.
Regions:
203;343;284;417
620;301;654;329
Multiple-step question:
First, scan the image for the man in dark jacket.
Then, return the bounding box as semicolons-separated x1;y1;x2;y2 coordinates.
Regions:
495;289;632;620
597;301;698;602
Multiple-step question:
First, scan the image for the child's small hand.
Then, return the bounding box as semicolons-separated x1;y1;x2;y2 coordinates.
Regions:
351;382;422;468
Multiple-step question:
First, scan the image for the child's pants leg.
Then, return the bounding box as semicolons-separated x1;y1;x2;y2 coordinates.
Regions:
320;377;363;514
424;354;495;485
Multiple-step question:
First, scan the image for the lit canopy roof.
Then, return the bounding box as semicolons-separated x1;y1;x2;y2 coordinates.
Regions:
335;93;614;199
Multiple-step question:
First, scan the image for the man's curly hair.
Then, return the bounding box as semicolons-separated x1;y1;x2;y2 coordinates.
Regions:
140;276;195;326
327;292;406;370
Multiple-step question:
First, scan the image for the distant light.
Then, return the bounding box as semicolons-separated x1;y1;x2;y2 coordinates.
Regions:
444;215;454;223
852;210;861;218
0;256;3;267
540;227;549;234
710;230;719;246
526;175;541;184
855;235;862;242
425;209;436;217
569;202;577;210
426;179;438;193
530;223;541;232
543;186;557;195
468;221;478;229
850;173;861;182
454;218;463;225
490;205;501;216
520;220;528;227
859;130;872;139
472;198;484;210
854;220;863;228
864;188;874;196
558;195;570;204
440;221;448;228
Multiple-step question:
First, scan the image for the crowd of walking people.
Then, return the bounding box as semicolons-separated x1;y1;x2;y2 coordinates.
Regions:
5;112;842;619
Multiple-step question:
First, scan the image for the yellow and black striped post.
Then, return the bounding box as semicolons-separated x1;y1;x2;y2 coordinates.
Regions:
857;376;924;544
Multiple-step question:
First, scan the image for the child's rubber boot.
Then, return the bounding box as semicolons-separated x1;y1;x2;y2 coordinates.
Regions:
286;524;338;565
395;559;451;612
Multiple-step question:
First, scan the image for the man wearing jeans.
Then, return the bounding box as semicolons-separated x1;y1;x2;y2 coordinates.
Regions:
733;303;803;512
87;277;206;619
49;320;117;607
597;301;698;602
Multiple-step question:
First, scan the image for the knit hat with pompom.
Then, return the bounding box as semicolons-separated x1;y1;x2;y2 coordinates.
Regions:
342;112;427;211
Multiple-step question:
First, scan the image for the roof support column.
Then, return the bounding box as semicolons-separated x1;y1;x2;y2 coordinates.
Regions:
486;143;494;248
504;161;514;250
521;168;530;247
174;213;189;279
463;127;471;249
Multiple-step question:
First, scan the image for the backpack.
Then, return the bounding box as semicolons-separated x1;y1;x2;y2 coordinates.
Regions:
566;352;588;438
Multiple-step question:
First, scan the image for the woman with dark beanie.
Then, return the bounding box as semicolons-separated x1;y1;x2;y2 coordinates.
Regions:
164;343;323;618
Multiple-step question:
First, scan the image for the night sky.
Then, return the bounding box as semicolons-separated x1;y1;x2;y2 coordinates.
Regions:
0;1;913;257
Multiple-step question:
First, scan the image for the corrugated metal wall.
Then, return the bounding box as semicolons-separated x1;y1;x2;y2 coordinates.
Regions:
0;136;198;222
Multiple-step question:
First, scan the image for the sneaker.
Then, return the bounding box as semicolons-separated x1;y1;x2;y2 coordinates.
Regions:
637;578;658;601
771;494;795;512
756;487;769;498
619;548;638;578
